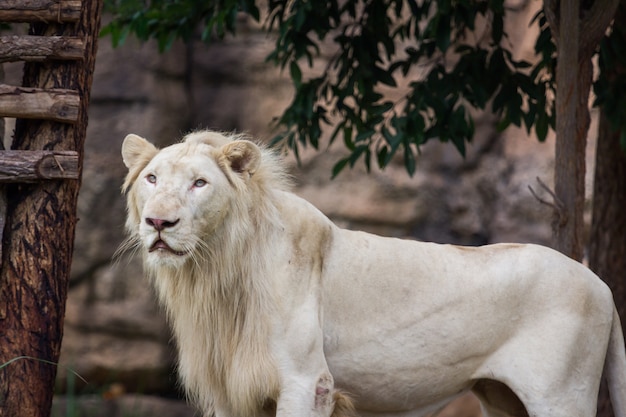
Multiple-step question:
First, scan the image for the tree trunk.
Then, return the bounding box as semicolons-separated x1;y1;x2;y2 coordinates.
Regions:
0;0;102;416
544;0;618;261
592;5;626;417
551;0;585;260
593;108;626;417
0;64;5;260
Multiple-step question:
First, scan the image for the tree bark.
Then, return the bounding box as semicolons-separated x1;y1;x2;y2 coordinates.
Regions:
552;0;584;260
0;64;5;261
592;5;626;417
0;0;102;416
544;0;619;260
593;107;626;417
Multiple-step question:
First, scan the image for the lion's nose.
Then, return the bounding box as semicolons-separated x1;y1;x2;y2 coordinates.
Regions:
145;217;180;231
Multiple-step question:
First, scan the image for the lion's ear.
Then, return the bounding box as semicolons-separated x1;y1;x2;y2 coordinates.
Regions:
219;140;261;178
121;134;159;193
122;134;158;169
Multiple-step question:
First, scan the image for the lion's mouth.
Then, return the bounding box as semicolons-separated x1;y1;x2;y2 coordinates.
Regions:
149;239;185;256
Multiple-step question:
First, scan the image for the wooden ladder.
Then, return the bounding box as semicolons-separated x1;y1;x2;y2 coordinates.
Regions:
0;1;102;416
0;1;84;260
0;1;83;185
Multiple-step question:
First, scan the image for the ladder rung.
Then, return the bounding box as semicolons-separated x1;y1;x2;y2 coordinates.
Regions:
0;1;81;23
0;150;79;182
0;35;84;63
0;84;79;123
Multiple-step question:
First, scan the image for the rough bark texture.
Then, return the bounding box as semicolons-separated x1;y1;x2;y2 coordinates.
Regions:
594;112;626;417
552;0;584;260
0;0;102;416
0;35;84;63
0;1;81;23
0;85;80;122
0;151;79;182
0;64;5;260
593;5;626;417
544;0;618;260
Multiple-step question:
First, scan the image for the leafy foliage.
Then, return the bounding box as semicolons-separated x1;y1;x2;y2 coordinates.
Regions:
102;0;557;176
266;0;556;176
102;0;260;51
594;14;626;150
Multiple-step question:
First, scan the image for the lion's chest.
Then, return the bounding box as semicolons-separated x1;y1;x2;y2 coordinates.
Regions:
155;270;279;416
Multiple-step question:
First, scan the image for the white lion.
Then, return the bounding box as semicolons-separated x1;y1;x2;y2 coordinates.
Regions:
121;130;626;417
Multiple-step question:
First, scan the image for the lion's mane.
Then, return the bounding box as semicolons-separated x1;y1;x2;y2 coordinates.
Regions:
124;131;291;416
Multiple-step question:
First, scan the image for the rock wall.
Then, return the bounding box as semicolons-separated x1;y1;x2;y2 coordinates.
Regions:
1;1;598;415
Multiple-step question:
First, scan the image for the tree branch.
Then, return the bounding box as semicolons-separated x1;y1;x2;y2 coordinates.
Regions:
528;176;567;227
580;0;620;58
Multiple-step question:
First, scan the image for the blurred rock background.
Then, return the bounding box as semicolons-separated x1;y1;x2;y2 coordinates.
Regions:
3;1;598;416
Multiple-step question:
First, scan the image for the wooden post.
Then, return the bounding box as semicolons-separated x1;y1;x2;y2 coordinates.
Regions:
0;0;103;416
0;64;5;261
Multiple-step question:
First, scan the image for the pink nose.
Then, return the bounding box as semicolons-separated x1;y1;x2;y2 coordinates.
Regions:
145;217;179;231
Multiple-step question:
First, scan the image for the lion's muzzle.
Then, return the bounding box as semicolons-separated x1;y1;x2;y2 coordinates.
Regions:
145;217;186;256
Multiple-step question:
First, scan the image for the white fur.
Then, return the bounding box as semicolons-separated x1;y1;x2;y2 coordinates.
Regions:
121;130;626;417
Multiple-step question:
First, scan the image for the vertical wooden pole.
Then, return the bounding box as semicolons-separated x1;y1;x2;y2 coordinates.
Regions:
0;0;102;416
0;63;6;261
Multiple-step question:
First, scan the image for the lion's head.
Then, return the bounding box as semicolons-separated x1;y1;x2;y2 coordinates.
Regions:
120;130;280;269
121;131;290;416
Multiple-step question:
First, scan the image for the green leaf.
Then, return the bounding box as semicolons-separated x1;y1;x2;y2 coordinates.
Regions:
332;157;351;178
496;114;511;132
355;129;375;143
403;144;416;176
290;61;302;87
374;66;397;87
492;13;503;44
522;107;536;133
535;111;549;142
377;145;389;168
435;14;451;52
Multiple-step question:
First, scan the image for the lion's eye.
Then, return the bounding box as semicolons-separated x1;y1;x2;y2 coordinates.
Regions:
146;174;157;184
193;179;207;188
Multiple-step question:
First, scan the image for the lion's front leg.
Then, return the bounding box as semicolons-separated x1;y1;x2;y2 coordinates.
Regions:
274;294;354;417
277;373;354;417
276;373;333;416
